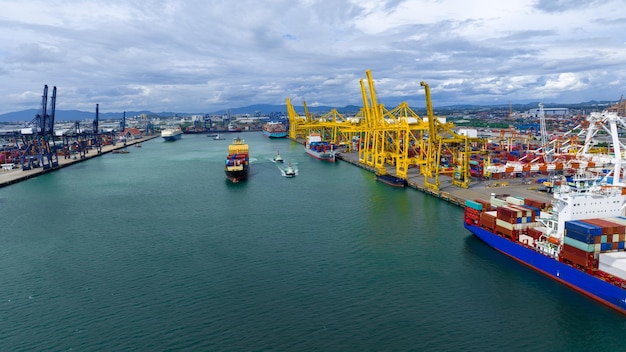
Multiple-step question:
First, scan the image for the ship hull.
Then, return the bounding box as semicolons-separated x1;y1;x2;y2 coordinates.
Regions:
464;222;626;314
376;174;406;188
262;130;287;138
161;129;182;141
305;149;336;162
162;134;182;141
225;167;249;183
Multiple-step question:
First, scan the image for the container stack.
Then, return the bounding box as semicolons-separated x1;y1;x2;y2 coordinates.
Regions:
561;217;626;271
494;204;537;240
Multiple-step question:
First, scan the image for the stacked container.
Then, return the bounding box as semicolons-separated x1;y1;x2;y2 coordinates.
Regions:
494;205;536;240
562;218;626;270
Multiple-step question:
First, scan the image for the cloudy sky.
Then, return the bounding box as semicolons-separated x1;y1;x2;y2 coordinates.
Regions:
1;0;625;114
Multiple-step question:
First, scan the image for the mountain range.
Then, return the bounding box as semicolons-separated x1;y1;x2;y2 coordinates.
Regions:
0;101;614;123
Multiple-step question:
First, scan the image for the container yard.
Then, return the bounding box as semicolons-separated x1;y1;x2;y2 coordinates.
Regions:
0;85;158;188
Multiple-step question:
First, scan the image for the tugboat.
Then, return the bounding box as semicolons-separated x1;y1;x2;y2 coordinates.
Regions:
283;162;296;178
273;151;284;163
224;137;249;183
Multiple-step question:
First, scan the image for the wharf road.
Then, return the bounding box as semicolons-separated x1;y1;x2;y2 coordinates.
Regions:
0;135;158;188
336;149;554;208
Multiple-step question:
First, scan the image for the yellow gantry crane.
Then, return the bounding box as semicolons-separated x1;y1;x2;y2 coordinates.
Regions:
286;70;488;190
420;81;487;190
358;70;430;179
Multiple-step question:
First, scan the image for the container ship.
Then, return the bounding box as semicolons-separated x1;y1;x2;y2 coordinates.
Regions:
262;121;287;138
161;127;183;141
463;175;626;314
304;133;337;162
224;137;249;183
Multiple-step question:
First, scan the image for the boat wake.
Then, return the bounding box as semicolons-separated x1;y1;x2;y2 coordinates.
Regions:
277;163;298;178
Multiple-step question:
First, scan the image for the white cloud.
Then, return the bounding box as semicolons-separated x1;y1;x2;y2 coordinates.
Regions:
0;0;625;114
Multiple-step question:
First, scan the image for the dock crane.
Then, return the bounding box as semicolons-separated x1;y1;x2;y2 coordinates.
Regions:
18;85;59;170
91;104;102;153
420;81;486;190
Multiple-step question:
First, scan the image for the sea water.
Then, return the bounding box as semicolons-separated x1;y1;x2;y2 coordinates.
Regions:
0;132;624;351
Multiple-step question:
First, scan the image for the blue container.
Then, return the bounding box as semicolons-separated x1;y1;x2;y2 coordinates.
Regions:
601;243;613;251
565;220;602;235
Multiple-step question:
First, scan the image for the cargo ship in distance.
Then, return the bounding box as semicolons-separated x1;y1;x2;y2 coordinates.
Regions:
224;137;249;183
463;173;626;315
262;121;287;138
304;133;337;162
161;127;183;141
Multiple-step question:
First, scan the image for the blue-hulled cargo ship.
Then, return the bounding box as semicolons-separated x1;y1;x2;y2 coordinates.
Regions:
463;175;626;315
262;121;287;138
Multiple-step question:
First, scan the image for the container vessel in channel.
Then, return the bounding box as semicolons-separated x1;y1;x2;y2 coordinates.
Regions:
262;121;287;138
304;133;337;162
224;137;249;183
464;173;626;315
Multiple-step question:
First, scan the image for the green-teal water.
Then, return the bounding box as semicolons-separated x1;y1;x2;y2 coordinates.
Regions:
1;132;624;351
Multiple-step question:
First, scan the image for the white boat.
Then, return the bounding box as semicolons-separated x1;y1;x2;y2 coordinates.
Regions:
283;163;296;178
273;151;284;163
161;127;182;141
214;134;226;140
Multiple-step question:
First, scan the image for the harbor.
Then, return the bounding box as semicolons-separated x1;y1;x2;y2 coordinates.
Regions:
1;132;623;351
0;135;157;188
336;149;554;207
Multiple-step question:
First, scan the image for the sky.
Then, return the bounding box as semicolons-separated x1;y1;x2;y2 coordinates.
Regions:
0;0;625;115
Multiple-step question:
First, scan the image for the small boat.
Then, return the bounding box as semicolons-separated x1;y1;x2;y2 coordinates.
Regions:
283;163;296;178
224;137;249;183
214;134;226;140
273;151;284;163
112;148;130;154
376;173;406;188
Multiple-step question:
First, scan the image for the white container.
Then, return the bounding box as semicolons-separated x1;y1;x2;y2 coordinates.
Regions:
598;252;626;281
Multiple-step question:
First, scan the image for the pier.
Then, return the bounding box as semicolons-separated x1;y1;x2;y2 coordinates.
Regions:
336;149;554;207
0;135;158;188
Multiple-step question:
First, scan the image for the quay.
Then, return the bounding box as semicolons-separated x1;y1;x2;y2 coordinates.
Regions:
0;135;158;188
336;149;554;207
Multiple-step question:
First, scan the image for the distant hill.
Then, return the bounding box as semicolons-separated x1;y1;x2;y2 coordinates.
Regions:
0;101;616;123
0;104;363;123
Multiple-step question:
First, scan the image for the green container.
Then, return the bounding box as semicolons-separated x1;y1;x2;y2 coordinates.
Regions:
564;236;595;252
465;199;483;211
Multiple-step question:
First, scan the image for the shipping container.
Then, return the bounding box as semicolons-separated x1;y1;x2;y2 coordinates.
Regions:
598;252;626;281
